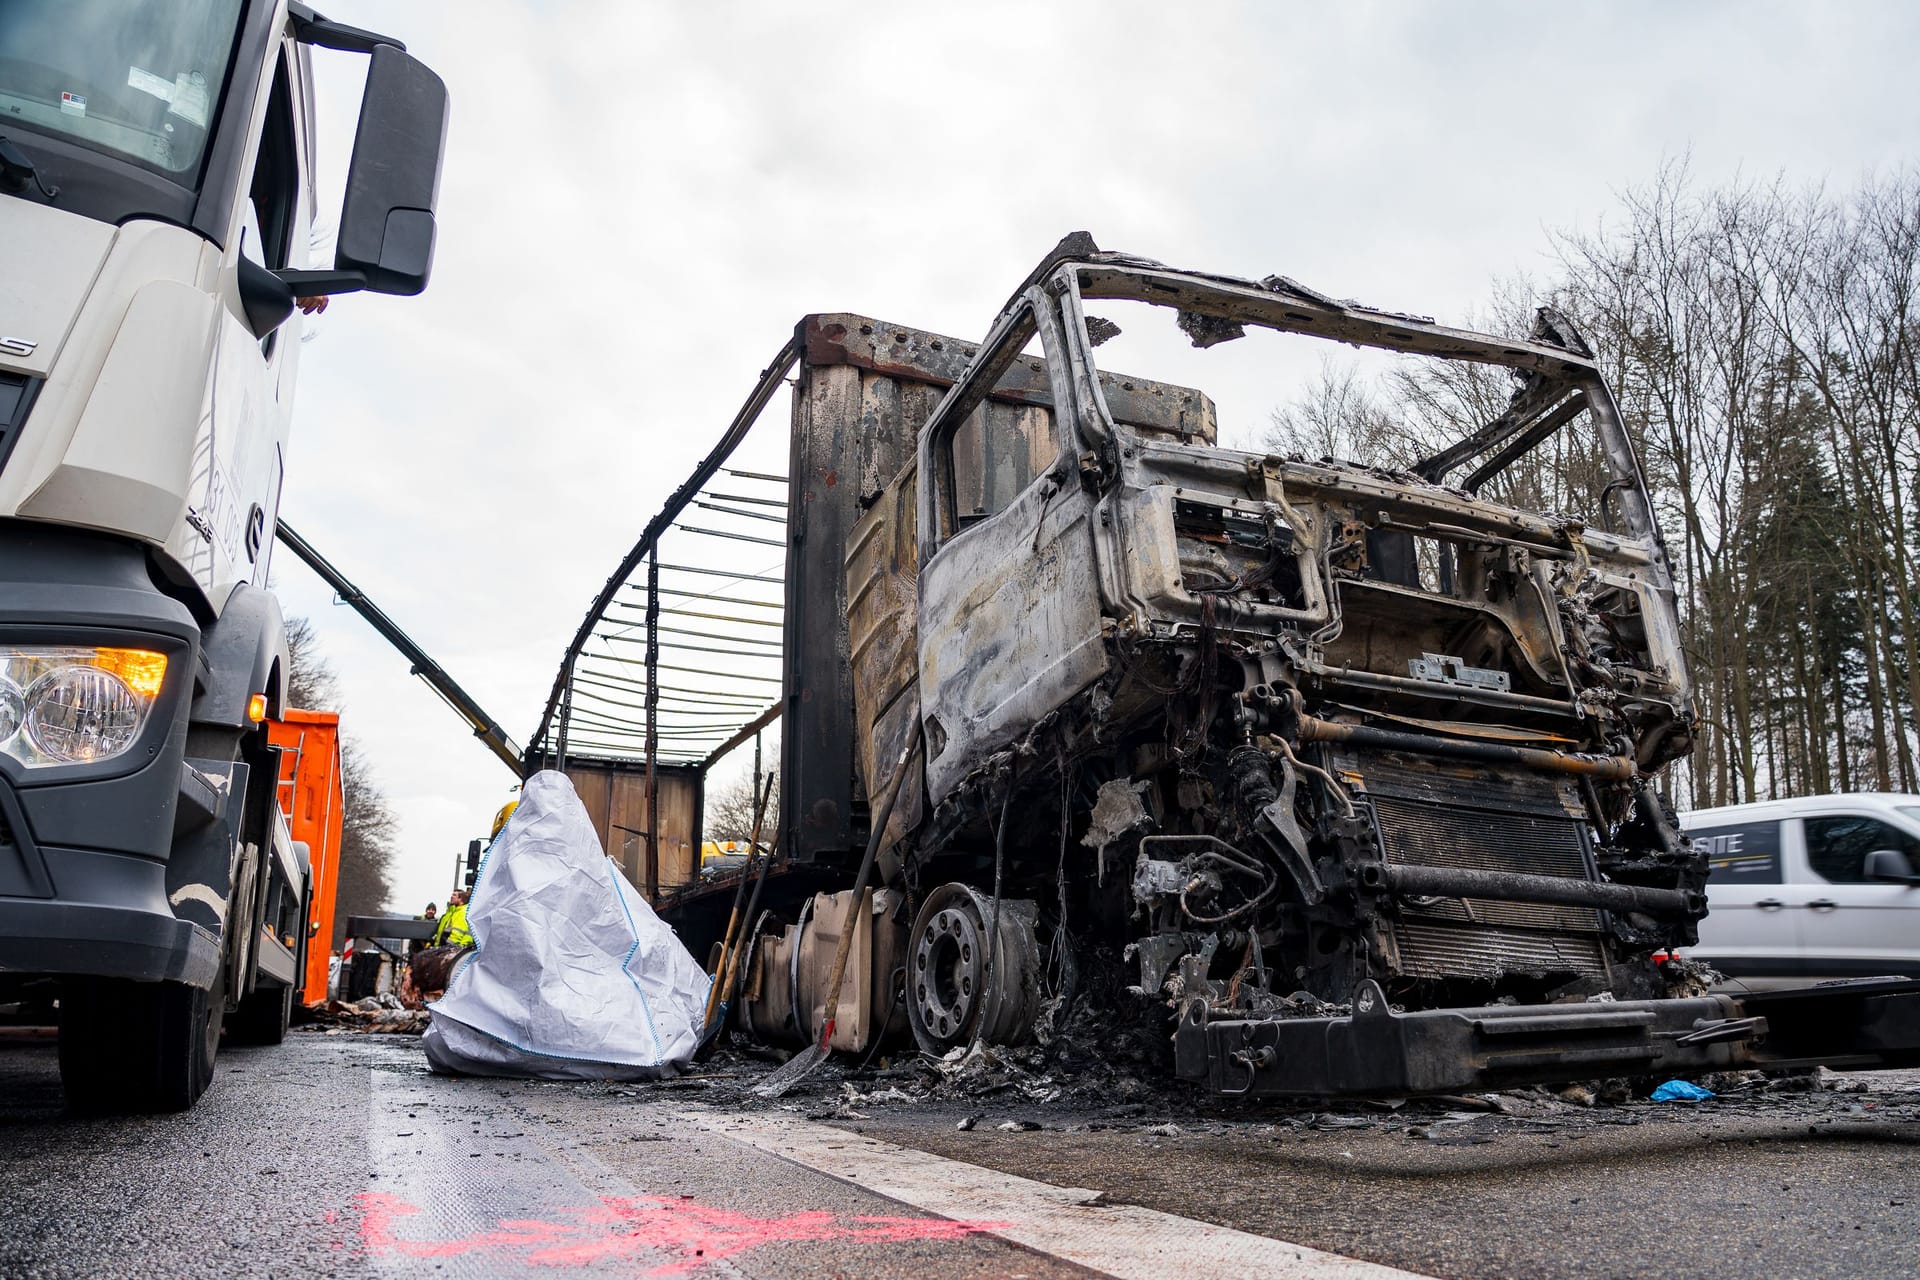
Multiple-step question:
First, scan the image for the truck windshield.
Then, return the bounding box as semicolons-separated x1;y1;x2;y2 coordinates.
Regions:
0;0;245;180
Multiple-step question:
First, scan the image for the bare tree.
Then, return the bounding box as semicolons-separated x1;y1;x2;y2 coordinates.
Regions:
705;761;778;845
1264;358;1410;465
284;615;338;709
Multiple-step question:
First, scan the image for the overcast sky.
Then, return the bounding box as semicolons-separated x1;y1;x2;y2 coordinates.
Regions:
275;0;1920;919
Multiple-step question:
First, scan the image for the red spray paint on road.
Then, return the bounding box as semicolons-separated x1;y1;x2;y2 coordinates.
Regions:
353;1190;1007;1275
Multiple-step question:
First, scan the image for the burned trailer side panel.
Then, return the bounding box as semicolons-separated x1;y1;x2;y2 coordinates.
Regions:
845;463;923;852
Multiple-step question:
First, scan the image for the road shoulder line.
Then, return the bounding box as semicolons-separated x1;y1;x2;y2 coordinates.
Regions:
689;1110;1434;1280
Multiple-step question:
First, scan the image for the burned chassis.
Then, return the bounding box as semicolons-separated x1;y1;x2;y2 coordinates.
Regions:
884;237;1920;1094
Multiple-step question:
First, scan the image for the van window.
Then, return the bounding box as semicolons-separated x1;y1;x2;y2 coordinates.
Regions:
1691;821;1781;884
1804;815;1920;885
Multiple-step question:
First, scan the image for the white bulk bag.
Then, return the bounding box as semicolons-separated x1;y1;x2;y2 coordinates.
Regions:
423;770;710;1079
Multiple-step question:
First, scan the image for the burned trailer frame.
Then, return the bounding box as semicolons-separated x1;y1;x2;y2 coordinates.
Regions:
523;336;799;907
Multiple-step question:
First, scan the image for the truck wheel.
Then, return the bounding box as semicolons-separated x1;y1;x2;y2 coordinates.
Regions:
228;980;293;1046
59;973;223;1113
905;884;1045;1054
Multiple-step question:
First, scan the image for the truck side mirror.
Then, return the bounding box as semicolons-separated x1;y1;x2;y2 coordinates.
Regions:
277;45;447;298
335;46;447;295
1864;848;1920;884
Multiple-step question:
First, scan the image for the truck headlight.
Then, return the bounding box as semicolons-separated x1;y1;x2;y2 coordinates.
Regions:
0;648;167;768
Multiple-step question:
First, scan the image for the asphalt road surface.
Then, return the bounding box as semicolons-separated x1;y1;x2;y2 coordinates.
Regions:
1;1028;1916;1279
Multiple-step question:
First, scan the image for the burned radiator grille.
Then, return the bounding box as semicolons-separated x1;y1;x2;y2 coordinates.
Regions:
1355;755;1608;981
1391;921;1608;982
1374;796;1600;934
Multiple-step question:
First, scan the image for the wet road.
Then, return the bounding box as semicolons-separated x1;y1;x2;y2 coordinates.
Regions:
0;1032;1095;1280
2;1028;1917;1279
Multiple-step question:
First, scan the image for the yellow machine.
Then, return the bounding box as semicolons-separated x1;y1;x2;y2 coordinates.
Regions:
699;840;755;870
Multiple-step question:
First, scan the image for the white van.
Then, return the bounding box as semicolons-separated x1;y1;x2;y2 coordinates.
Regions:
1683;793;1920;983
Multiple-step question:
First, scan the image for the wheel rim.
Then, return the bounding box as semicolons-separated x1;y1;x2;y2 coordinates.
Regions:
906;883;1042;1054
913;902;985;1045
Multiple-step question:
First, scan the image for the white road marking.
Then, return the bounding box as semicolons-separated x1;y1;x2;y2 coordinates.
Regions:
692;1111;1436;1280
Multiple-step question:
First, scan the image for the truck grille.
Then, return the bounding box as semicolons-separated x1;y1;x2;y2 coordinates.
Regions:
1350;751;1609;982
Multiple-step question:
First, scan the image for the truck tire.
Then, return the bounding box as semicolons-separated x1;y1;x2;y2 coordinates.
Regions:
228;980;292;1046
58;972;223;1113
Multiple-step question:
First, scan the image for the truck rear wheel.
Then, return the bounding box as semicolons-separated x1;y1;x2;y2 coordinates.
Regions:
58;973;223;1113
228;980;292;1046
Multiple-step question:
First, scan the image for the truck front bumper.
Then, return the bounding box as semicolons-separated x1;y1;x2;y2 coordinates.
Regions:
0;839;220;988
1174;976;1920;1097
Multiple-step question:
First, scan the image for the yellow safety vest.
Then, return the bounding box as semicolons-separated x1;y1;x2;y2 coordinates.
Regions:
433;903;474;949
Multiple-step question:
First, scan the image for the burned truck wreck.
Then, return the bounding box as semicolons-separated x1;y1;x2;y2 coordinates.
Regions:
529;235;1920;1096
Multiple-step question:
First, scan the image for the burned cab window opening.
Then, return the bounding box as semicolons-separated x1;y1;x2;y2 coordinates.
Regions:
931;308;1061;538
1080;293;1624;533
946;396;1059;529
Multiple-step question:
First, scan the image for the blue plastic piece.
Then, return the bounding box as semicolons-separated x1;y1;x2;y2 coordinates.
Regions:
1651;1079;1715;1102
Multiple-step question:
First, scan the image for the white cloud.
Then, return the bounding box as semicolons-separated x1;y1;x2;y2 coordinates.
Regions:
280;0;1920;918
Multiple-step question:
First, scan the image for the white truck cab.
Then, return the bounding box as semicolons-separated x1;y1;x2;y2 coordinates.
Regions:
0;1;446;1110
1685;793;1920;985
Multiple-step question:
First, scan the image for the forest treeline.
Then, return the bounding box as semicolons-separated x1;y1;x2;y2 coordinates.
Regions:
1267;164;1920;809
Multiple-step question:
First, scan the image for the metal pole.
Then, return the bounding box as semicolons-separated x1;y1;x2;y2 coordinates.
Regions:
555;665;572;772
644;548;660;901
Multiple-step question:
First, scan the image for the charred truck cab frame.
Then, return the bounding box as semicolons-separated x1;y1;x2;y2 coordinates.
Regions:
899;235;1701;1024
882;237;1912;1093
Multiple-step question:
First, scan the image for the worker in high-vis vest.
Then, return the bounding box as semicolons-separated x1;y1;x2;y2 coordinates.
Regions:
433;889;474;949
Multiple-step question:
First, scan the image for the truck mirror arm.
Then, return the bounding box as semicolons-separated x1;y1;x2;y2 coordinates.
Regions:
237;257;297;339
288;3;406;55
273;268;367;298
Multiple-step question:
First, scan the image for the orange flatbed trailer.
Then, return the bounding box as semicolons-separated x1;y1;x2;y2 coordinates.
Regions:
268;710;345;1007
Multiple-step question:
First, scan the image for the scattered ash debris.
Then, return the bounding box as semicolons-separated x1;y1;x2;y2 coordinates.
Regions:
665;1000;1920;1149
299;994;430;1035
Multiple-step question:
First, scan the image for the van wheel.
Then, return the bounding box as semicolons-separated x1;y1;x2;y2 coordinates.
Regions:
229;980;293;1046
59;973;223;1113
